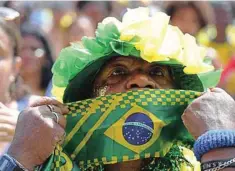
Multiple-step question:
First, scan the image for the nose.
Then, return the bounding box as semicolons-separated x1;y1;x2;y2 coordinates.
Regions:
126;73;156;89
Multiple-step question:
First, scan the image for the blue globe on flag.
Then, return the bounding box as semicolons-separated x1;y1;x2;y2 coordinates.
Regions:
122;112;154;146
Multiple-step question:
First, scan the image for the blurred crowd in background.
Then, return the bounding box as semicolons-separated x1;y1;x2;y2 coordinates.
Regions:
1;0;235;155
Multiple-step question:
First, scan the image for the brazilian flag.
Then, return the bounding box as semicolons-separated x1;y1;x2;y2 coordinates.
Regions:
40;89;200;171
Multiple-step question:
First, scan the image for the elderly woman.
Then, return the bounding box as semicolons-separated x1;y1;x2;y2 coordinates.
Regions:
2;8;235;171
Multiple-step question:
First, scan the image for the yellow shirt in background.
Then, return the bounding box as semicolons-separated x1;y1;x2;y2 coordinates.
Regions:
197;25;235;96
206;41;234;66
197;25;235;67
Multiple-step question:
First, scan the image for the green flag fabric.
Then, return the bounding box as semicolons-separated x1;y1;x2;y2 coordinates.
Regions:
41;89;201;171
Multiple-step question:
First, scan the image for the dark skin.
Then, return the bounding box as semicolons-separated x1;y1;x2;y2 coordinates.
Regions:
7;57;235;171
94;56;176;171
94;56;176;96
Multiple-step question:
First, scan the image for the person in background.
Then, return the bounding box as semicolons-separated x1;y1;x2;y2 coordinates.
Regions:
204;2;235;67
164;1;214;37
2;1;32;25
164;1;222;82
0;17;21;155
19;23;54;97
219;56;235;99
0;8;51;156
76;1;112;27
47;1;74;59
202;2;235;98
64;15;94;47
109;1;128;20
0;7;20;26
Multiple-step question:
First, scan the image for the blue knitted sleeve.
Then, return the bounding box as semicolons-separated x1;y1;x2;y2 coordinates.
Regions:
193;130;235;161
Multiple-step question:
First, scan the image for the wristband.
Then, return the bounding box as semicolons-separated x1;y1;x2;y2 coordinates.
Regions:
201;157;235;170
6;154;28;171
194;130;235;161
0;154;24;171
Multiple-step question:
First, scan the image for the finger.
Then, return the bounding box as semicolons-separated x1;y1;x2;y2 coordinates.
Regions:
0;116;17;125
189;90;214;104
30;97;58;107
39;106;66;129
30;97;69;114
50;100;69;114
189;89;210;101
51;112;67;129
198;88;211;97
182;110;200;139
0;124;15;136
51;124;66;146
210;87;227;93
182;102;200;123
193;88;232;104
44;105;63;115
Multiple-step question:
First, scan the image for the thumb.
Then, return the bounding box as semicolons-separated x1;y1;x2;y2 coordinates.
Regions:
210;88;227;93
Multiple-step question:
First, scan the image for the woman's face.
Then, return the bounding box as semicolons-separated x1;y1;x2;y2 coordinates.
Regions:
82;3;107;25
0;27;14;102
171;6;201;36
93;56;176;170
94;56;176;97
67;17;94;46
19;35;45;75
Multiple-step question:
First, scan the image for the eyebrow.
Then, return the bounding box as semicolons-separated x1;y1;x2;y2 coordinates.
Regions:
148;63;166;68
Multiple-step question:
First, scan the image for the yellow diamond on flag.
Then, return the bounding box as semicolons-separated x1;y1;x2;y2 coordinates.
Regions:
104;105;166;154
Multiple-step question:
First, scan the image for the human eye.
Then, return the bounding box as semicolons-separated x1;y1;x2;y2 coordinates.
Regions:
111;66;128;76
149;66;164;76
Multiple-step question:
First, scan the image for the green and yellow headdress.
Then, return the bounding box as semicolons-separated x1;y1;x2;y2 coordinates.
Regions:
52;7;220;102
46;7;221;171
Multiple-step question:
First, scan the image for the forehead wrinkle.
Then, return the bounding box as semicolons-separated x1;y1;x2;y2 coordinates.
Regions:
107;57;136;67
113;56;134;62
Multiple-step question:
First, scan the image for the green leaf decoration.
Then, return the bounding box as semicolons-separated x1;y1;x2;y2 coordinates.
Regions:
52;11;220;95
110;41;135;56
95;23;120;44
82;37;106;54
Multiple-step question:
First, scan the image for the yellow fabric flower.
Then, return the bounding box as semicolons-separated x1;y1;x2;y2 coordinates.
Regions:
100;7;215;74
131;23;183;63
122;7;149;27
119;9;185;63
158;25;184;60
120;9;170;42
121;11;171;62
180;146;201;171
182;34;214;74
